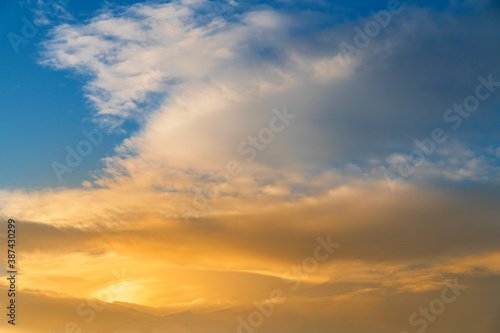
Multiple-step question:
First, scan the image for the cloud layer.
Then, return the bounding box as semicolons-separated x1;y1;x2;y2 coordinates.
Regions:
2;0;500;332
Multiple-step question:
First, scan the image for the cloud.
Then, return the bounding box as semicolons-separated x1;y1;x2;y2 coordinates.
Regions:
38;0;500;193
2;1;500;332
3;182;500;316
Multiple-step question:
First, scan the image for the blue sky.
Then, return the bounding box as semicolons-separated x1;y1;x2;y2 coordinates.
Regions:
0;0;142;188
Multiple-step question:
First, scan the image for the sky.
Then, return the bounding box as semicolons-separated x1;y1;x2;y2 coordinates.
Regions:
0;0;500;332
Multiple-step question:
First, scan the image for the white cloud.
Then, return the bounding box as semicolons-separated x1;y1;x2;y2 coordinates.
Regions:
34;0;500;201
